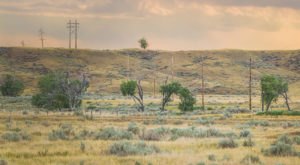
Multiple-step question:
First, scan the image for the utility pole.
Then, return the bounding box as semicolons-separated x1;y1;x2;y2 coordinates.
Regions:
171;55;174;82
21;41;25;47
67;20;73;49
39;28;45;48
127;54;130;80
201;55;205;110
249;56;252;111
74;19;79;49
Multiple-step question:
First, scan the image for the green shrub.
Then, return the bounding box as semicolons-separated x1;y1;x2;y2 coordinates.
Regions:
240;130;251;138
243;137;255;147
240;154;262;165
95;127;133;140
109;141;160;156
178;87;196;112
218;138;238;148
257;110;300;116
127;122;139;134
0;74;24;97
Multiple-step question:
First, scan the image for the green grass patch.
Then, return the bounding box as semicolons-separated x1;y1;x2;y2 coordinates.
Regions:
256;110;300;116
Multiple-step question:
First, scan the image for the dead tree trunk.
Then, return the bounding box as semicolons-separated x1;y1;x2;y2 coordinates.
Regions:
282;92;291;111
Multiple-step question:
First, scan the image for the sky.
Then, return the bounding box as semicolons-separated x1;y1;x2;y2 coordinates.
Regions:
1;0;300;50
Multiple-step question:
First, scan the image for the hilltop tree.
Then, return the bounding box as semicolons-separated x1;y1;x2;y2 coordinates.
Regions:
138;38;148;50
120;80;144;112
0;74;24;97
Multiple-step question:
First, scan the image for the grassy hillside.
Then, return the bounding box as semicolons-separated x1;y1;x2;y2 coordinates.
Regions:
0;47;299;97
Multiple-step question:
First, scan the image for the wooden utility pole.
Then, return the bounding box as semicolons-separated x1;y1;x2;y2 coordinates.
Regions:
21;41;25;47
127;54;130;80
201;55;205;110
67;20;72;49
39;28;45;48
171;55;174;81
74;19;79;49
249;56;252;111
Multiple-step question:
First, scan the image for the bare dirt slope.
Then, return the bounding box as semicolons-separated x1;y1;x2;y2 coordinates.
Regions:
0;47;299;96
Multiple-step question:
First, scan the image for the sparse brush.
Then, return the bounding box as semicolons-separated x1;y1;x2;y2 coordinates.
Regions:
109;141;160;156
94;127;133;140
80;141;85;152
218;138;238;148
2;132;31;142
240;130;251;138
208;154;216;161
127;122;140;134
243;137;255;147
240;154;262;165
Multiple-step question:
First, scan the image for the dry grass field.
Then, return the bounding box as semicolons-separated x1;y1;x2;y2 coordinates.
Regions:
0;95;299;165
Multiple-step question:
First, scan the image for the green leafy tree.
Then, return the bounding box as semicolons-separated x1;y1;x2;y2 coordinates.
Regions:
0;74;24;97
178;87;196;111
261;75;292;111
32;72;69;111
138;38;148;50
160;81;181;111
277;77;291;111
120;80;144;112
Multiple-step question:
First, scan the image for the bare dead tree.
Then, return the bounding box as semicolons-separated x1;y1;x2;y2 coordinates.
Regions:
61;72;89;111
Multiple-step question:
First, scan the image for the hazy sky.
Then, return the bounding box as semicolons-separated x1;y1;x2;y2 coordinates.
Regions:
1;0;300;50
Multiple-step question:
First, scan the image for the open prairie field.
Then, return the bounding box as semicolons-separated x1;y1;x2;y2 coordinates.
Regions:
0;96;299;165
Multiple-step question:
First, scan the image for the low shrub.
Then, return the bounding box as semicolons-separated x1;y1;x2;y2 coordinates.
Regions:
240;130;251;138
109;141;160;156
94;127;133;140
243;137;255;147
80;141;85;152
262;142;297;156
240;154;262;165
208;154;216;161
263;134;299;156
275;135;293;145
293;136;300;145
245;120;269;127
0;159;8;165
140;127;170;141
195;117;214;125
2;132;31;142
48;123;74;141
127;122;139;135
218;138;238;148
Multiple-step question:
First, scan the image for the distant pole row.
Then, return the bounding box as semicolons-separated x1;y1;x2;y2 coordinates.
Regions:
66;19;80;49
